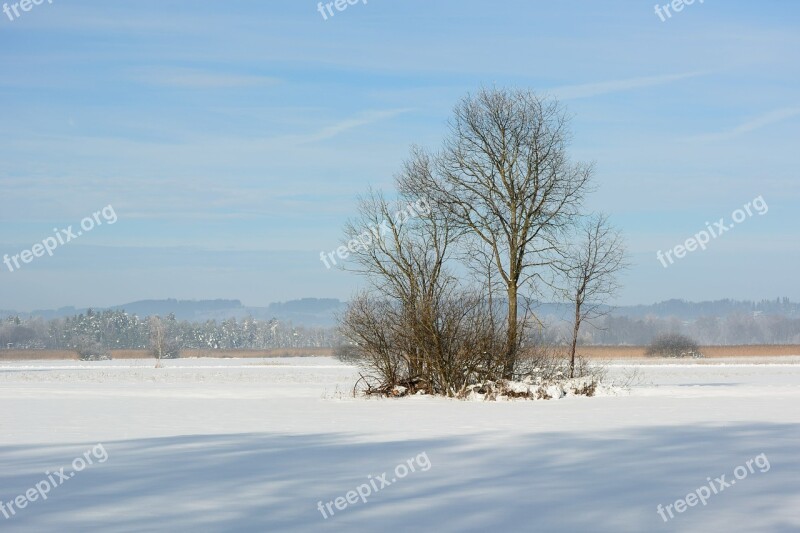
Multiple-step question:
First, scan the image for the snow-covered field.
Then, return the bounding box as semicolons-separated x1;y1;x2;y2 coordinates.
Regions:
1;356;799;532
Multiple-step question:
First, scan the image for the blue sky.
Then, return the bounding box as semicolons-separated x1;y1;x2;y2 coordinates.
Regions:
0;0;798;311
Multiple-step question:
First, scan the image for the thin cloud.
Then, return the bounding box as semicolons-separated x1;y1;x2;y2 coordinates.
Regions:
688;107;800;141
295;109;412;144
130;67;281;89
551;71;707;100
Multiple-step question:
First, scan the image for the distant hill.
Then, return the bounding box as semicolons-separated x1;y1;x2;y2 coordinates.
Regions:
612;298;799;319
109;299;245;320
6;297;797;327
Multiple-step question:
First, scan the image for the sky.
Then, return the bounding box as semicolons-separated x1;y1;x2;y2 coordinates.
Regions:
0;0;798;311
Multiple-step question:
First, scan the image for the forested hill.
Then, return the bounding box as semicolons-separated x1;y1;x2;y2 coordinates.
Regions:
4;297;797;327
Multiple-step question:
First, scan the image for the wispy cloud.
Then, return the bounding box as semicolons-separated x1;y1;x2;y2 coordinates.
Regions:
293;109;412;144
129;67;281;89
551;71;707;100
687;107;800;141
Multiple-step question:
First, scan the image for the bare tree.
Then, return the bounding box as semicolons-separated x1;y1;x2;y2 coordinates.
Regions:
148;315;181;364
339;178;442;388
404;88;593;378
339;160;508;395
561;214;626;377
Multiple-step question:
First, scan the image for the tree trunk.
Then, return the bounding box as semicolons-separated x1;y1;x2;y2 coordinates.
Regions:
505;285;518;379
570;300;581;379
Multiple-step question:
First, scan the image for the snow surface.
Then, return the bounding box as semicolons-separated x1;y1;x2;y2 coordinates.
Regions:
1;356;799;532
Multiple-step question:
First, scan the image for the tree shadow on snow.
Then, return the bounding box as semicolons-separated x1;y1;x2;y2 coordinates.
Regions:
0;423;798;532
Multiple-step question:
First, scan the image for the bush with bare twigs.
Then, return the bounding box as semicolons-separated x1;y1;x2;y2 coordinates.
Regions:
646;332;703;358
73;335;111;361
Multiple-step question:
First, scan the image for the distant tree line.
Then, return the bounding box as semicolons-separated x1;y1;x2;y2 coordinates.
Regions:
546;313;800;346
3;308;797;353
0;310;339;351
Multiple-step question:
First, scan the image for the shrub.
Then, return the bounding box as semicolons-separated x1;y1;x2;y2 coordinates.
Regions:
340;292;508;398
333;343;362;365
646;333;702;358
73;335;111;361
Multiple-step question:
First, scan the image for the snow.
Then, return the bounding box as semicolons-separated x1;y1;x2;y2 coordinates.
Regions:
1;356;799;532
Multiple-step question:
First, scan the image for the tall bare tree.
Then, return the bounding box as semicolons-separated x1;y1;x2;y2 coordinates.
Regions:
404;88;593;378
561;214;627;377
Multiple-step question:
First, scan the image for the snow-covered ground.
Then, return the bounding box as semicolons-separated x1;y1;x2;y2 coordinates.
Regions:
1;356;799;532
